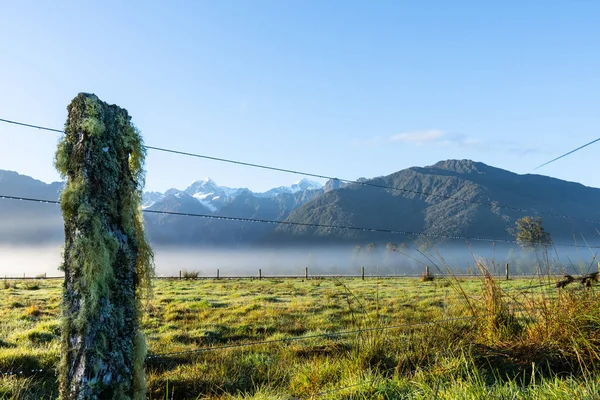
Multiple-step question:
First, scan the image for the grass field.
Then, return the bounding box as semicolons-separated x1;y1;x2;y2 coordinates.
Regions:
1;269;600;399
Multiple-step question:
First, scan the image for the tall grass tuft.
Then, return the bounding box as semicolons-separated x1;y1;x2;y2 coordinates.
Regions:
476;259;522;342
2;280;16;290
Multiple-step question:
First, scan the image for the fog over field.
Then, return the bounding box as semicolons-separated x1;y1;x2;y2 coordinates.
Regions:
0;245;63;277
0;243;597;278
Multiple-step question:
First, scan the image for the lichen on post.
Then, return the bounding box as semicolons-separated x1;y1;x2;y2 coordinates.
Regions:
55;93;153;400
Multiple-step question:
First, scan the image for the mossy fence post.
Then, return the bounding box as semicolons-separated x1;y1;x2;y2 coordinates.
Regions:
56;93;153;400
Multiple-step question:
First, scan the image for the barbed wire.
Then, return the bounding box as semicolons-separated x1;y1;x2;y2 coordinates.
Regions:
0;118;63;133
1;117;599;225
0;316;481;376
535;137;600;170
147;314;483;360
1;194;596;248
0;368;46;377
0;299;552;380
0;194;59;205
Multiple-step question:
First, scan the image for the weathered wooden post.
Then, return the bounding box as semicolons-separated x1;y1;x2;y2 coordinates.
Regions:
259;268;262;280
425;265;430;277
179;270;182;280
361;266;365;280
56;93;153;399
217;269;220;280
506;262;509;281
305;267;308;280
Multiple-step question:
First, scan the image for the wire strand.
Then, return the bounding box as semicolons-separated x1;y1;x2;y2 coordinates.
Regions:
147;314;482;359
1;117;598;225
535;137;600;170
0;118;64;133
0;194;594;248
0;368;46;377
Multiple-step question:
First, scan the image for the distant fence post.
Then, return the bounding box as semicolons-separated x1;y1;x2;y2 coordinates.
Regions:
179;270;182;280
217;269;220;280
506;263;509;280
259;268;262;280
361;266;365;280
425;265;430;277
305;267;308;280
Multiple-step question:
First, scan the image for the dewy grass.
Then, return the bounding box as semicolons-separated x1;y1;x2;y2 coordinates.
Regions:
2;271;600;399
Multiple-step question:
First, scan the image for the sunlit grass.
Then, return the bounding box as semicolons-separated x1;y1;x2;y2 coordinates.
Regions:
1;271;599;399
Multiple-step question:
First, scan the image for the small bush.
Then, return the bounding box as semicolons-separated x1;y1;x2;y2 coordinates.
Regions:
420;273;434;282
181;270;200;280
24;281;40;290
2;279;16;289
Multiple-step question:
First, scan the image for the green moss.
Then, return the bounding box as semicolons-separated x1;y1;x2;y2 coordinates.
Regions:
56;93;154;399
132;331;147;400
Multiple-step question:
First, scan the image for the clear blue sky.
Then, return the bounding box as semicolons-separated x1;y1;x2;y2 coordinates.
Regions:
1;1;599;192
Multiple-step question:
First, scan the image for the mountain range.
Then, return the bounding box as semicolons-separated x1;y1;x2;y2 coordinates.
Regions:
142;177;323;212
1;160;599;247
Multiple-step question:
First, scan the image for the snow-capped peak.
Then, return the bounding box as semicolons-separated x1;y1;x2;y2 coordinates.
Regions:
292;178;323;191
144;178;325;210
188;177;217;188
254;179;324;198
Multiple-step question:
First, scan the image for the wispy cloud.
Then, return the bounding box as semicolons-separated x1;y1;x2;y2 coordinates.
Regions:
389;130;487;150
354;129;545;155
390;130;446;144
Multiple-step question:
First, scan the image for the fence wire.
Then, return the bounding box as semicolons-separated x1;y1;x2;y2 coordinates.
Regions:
2;116;600;226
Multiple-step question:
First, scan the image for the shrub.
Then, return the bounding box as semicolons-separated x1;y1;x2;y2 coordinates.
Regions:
181;270;200;280
2;279;16;289
24;281;40;290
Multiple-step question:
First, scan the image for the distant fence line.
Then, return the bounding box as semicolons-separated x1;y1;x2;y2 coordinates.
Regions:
8;261;596;281
2;273;576;281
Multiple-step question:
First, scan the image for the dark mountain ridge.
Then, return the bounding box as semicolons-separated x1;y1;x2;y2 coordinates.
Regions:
1;160;598;247
275;160;600;245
